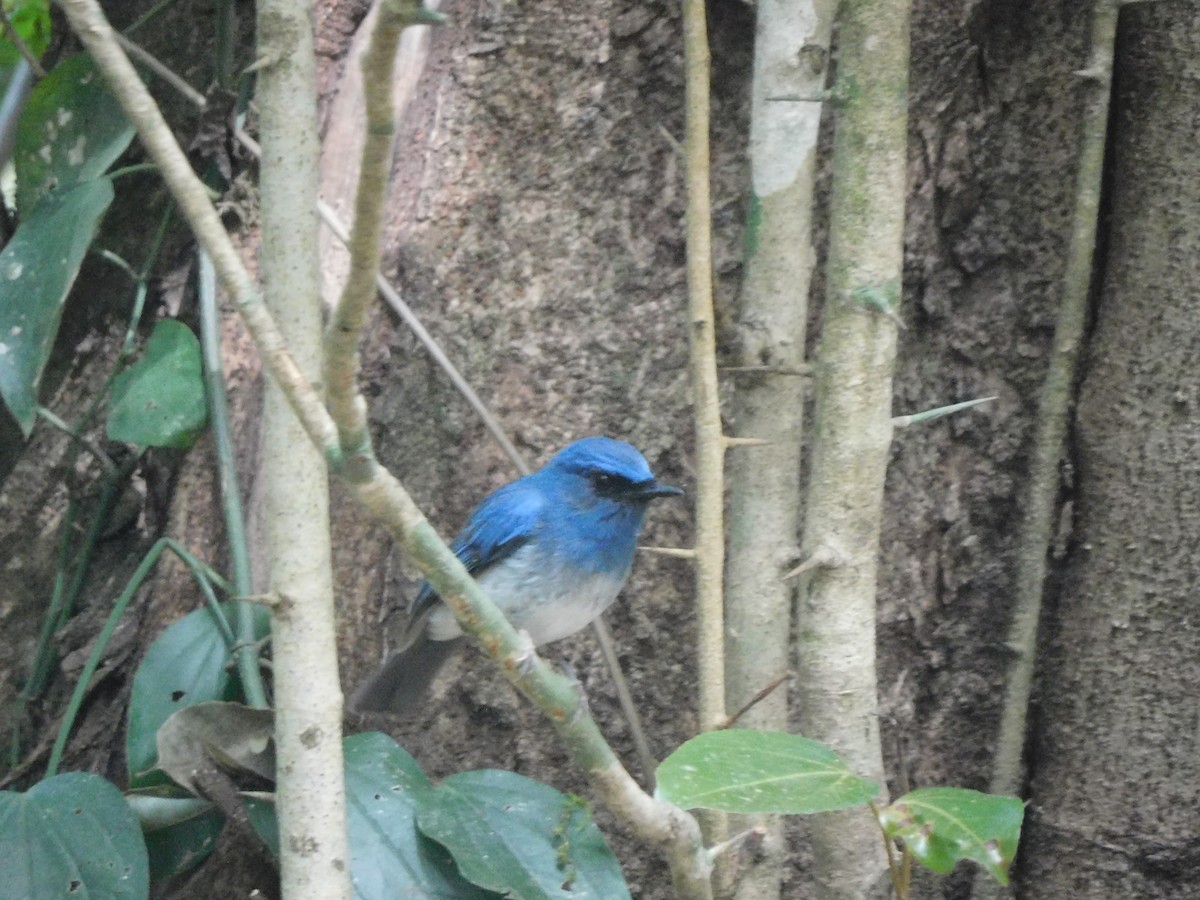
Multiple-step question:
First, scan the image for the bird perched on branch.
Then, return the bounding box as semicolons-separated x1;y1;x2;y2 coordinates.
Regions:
352;436;683;714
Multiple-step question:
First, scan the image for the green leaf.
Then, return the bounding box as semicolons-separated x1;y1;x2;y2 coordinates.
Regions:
107;320;208;448
144;807;223;882
245;733;496;899
0;771;149;898
15;53;134;213
655;729;880;814
1;0;51;59
127;794;222;882
127;602;268;787
344;734;496;899
0;178;113;434
876;787;1025;885
417;768;630;899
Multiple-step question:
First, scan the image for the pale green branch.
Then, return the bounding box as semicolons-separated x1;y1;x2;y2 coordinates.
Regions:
323;1;439;457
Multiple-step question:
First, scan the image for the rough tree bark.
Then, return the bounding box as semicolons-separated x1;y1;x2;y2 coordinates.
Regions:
1022;5;1200;897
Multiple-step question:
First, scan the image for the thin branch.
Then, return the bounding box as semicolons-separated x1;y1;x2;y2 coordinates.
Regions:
35;407;117;474
978;3;1119;896
781;544;841;581
114;32;207;108
869;801;907;900
314;197;529;470
124;0;187;35
682;0;726;736
197;252;268;709
323;0;440;455
593;618;658;786
715;671;792;730
658;123;684;157
723;435;769;448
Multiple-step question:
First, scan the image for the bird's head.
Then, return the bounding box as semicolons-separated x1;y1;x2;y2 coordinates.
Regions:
545;437;683;507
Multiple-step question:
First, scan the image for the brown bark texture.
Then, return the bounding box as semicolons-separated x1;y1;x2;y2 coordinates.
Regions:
1022;5;1200;897
2;0;1199;898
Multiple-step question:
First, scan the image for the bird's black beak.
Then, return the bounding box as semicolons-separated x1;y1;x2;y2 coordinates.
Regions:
629;480;684;501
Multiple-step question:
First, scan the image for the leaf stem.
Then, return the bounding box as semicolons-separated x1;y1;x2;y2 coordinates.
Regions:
45;538;235;777
197;251;268;708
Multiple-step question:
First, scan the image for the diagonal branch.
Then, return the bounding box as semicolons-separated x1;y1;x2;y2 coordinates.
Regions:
323;0;442;455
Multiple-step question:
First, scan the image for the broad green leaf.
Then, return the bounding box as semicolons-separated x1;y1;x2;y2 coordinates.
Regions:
0;771;149;898
245;733;495;899
418;768;630;899
144;807;223;882
876;787;1025;885
127;602;268;787
0;177;112;434
127;795;222;882
15;53;133;213
344;734;496;899
107;319;208;448
655;729;880;814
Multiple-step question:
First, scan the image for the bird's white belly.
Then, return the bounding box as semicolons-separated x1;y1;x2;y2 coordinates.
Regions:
425;544;627;645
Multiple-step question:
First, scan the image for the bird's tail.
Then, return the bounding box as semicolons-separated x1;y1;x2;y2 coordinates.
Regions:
350;636;465;715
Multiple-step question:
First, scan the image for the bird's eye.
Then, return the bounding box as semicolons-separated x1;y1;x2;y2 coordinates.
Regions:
592;473;614;488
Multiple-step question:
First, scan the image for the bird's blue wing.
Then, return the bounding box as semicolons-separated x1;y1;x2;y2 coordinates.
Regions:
409;477;545;619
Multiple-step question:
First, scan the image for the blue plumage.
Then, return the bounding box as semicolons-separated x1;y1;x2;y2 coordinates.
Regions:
353;437;681;713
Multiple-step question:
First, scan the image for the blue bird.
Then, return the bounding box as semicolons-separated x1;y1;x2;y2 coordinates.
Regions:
352;437;683;713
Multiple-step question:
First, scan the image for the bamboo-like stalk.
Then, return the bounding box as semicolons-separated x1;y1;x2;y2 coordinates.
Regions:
796;0;909;895
726;2;834;897
975;4;1119;898
59;1;712;893
682;0;726;738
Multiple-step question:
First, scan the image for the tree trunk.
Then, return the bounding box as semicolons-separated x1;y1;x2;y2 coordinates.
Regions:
1022;5;1200;897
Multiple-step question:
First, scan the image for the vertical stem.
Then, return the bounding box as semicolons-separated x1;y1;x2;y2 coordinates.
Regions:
797;0;909;895
198;252;268;709
255;0;348;894
682;0;726;737
214;0;235;89
727;2;835;898
989;0;1117;797
976;3;1119;896
323;1;435;461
